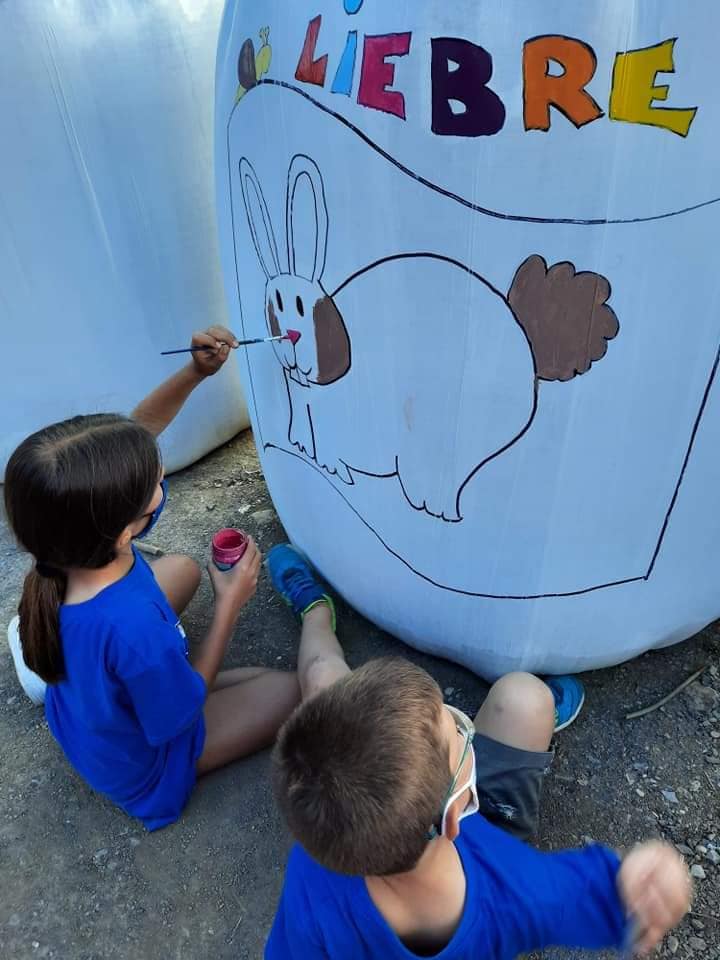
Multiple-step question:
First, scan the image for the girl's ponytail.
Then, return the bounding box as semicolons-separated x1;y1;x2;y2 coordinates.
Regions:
18;567;67;683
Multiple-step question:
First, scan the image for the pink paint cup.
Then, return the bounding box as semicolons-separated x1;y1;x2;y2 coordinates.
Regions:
212;528;248;571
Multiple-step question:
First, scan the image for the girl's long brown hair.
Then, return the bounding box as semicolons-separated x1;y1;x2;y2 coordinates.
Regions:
4;414;160;683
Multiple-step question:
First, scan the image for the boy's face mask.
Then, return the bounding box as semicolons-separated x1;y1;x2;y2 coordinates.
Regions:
134;479;168;540
428;705;479;840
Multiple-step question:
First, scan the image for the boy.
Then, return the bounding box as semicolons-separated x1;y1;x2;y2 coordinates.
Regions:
265;544;691;960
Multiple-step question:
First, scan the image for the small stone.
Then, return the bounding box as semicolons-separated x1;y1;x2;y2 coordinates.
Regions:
691;919;705;931
690;864;706;879
129;837;141;848
92;848;109;866
690;779;702;792
711;730;720;739
667;935;679;954
633;761;650;773
32;943;39;950
250;509;275;525
444;687;455;697
636;788;646;798
662;789;679;804
689;936;707;951
704;847;720;865
6;696;17;706
205;503;216;512
685;684;720;715
581;835;594;846
675;843;694;855
237;504;251;515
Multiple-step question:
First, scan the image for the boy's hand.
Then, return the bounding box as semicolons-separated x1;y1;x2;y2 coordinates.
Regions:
191;325;240;378
618;841;691;954
207;537;262;621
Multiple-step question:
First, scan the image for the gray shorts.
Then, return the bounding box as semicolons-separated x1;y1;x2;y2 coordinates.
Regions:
474;733;554;842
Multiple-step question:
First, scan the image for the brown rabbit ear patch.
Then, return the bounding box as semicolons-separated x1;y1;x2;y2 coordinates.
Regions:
508;255;619;382
313;295;350;385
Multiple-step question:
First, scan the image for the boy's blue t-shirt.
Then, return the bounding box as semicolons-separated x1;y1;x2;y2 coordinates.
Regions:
266;813;627;960
45;548;206;831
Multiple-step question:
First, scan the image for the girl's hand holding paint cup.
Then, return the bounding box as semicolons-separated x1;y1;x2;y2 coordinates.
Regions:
208;531;261;621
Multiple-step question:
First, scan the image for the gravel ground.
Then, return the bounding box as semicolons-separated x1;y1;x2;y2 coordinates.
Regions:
1;431;718;960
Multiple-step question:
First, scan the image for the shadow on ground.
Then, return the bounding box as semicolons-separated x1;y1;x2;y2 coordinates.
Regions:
1;433;718;960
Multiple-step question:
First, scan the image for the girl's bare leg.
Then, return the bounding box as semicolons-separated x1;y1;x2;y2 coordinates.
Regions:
198;602;348;772
197;670;300;774
149;554;201;616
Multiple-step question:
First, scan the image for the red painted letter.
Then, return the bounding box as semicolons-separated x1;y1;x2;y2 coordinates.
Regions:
358;33;412;119
296;15;328;87
523;35;604;131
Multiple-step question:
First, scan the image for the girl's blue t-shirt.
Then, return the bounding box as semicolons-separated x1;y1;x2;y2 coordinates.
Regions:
45;548;206;831
266;813;627;960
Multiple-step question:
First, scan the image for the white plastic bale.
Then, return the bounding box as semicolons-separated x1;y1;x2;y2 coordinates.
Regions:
215;1;720;678
0;0;249;477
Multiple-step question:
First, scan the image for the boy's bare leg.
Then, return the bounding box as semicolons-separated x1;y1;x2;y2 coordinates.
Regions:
473;672;554;753
297;603;350;701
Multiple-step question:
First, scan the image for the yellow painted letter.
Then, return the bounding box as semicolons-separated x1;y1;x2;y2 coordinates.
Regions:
609;39;697;137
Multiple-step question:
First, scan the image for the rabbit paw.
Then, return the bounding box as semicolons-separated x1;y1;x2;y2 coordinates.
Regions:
288;407;315;461
397;464;462;523
316;455;353;485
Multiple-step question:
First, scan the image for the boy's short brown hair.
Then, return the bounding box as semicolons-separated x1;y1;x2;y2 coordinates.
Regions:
272;657;450;876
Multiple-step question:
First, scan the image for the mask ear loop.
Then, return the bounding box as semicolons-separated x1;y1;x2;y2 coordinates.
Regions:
426;729;473;841
134;479;168;541
440;740;478;836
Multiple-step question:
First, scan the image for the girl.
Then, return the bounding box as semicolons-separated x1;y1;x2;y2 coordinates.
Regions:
3;327;300;830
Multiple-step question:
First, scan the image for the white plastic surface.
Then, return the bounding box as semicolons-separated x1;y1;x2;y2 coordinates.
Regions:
0;0;249;477
216;1;720;677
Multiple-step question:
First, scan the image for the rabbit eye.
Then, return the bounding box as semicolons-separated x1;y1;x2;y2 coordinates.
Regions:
296;296;305;318
276;290;284;312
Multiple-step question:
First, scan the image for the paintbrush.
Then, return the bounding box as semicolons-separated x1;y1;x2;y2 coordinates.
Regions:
161;333;297;356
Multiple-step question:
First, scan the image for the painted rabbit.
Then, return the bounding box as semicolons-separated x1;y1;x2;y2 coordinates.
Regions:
238;154;618;522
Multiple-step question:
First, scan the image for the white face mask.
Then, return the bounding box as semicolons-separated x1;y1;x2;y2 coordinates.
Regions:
428;705;480;840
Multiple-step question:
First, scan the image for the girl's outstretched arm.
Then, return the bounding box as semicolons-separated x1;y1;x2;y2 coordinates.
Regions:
132;325;239;437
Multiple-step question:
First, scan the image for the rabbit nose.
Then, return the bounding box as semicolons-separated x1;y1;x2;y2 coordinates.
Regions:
286;329;301;346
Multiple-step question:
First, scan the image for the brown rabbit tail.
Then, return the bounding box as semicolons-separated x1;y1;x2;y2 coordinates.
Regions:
508;254;619;382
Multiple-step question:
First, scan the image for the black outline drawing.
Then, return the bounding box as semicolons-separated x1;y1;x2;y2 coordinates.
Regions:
250;80;718;225
238;153;618;524
225;79;720;598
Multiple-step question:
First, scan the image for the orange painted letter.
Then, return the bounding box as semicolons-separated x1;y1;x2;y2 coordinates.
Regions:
523;35;604;131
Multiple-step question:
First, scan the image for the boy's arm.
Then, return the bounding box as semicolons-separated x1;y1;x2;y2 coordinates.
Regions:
494;838;689;957
131;325;239;437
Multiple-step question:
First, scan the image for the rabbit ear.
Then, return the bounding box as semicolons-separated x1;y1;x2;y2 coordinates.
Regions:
239;158;281;280
286;154;329;283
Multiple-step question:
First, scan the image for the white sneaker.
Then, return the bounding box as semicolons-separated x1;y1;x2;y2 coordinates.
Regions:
6;616;46;705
